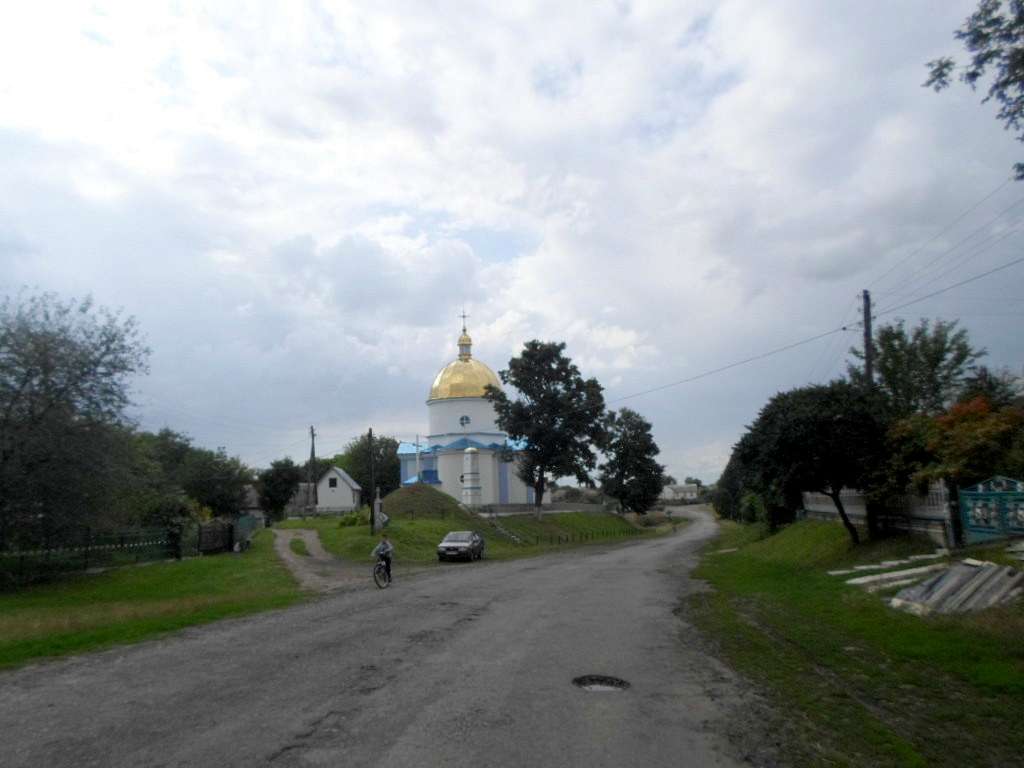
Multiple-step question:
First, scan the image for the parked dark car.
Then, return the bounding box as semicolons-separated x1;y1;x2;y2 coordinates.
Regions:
437;530;485;562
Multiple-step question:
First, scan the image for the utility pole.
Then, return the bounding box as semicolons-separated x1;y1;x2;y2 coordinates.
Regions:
307;425;317;513
367;427;375;534
862;289;874;387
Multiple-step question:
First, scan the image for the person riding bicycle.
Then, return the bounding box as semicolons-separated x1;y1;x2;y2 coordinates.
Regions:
371;533;394;581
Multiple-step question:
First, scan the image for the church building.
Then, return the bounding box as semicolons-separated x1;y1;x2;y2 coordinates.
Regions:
398;324;540;507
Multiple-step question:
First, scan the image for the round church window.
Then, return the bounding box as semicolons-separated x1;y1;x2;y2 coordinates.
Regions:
459;415;471;427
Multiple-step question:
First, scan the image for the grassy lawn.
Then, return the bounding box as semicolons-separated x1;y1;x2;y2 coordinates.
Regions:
277;484;662;564
288;537;311;557
276;509;650;563
690;519;1024;767
0;530;303;671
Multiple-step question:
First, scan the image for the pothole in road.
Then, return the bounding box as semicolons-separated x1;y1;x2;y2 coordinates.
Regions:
572;675;631;692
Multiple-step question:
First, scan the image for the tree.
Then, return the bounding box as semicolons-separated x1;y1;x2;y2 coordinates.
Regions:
485;340;606;514
662;473;677;486
180;447;251;518
919;396;1024;487
926;0;1024;178
258;458;302;523
957;365;1021;408
848;319;984;417
737;381;889;544
333;434;400;504
0;292;149;547
599;408;665;514
684;476;703;487
712;453;746;521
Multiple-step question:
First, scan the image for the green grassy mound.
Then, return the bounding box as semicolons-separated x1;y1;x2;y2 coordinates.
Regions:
0;530;303;670
692;519;1024;767
382;484;465;519
495;511;642;546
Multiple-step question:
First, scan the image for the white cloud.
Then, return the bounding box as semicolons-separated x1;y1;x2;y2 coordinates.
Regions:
2;0;1022;481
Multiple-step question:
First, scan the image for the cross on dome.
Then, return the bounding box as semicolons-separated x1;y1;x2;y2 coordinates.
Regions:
457;311;472;360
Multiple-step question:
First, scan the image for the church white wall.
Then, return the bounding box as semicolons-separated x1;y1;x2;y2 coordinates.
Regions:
436;452;464;502
478;451;497;505
427;398;502;445
433;449;504;505
508;465;531;504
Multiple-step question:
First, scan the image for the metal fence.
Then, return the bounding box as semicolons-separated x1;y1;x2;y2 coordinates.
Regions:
0;527;175;586
1;513;264;588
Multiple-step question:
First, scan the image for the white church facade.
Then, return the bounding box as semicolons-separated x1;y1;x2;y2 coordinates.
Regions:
398;326;541;507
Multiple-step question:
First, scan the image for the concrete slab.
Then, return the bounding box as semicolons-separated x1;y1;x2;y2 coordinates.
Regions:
890;561;1024;615
865;577;923;593
845;562;949;586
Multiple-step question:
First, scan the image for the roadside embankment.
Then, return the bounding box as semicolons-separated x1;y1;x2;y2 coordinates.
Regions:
689;519;1024;768
0;530;303;670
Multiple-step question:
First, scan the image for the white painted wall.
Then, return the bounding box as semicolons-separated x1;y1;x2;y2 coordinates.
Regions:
316;468;360;512
427;398;502;445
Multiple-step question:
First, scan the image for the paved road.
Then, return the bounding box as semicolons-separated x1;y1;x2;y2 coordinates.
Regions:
0;509;766;767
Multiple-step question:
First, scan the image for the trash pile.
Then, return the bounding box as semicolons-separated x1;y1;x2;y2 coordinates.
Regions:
889;559;1024;616
829;542;1024;616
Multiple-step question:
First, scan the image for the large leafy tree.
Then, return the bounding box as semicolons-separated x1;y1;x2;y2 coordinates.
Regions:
258;458;302;523
180;447;251;518
848;319;984;417
737;381;889;544
334;433;400;504
485;340;606;513
919;397;1024;486
926;0;1024;178
599;408;665;515
957;365;1021;408
0;292;149;547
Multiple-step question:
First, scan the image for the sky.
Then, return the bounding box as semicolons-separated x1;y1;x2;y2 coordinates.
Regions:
2;1;1023;482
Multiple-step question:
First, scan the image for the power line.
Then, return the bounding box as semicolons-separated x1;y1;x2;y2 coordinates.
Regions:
605;327;850;408
905;225;1022;297
877;192;1024;294
876;254;1024;316
867;176;1013;291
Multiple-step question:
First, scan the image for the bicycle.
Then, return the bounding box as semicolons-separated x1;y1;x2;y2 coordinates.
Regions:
373;555;392;589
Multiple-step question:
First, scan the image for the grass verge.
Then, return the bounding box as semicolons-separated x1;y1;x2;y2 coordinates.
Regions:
0;530;303;671
690;519;1024;767
288;537;311;557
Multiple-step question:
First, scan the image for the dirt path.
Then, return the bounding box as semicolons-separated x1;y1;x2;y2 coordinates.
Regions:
272;528;366;592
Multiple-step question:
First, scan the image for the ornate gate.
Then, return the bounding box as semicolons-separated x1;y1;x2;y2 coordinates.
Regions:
959;476;1024;545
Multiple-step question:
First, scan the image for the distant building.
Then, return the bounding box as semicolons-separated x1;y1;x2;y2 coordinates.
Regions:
660;484;701;502
397;324;541;507
316;466;361;513
283;467;362;516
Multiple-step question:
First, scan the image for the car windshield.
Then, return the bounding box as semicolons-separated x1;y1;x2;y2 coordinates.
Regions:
443;532;472;542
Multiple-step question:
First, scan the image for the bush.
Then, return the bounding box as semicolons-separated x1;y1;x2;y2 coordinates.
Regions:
739;492;766;524
338;508;370;527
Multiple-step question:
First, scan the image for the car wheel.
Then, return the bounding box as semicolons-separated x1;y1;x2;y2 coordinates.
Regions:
437;555;444;562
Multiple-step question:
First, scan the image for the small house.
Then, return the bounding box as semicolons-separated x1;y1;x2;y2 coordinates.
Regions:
316;466;361;513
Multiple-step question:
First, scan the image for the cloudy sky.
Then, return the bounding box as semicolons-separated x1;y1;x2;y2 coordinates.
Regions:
2;1;1023;481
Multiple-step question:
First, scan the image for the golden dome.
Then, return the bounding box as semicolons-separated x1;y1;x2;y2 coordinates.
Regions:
428;328;502;401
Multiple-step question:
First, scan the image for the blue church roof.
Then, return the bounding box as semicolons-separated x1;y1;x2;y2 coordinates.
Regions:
397;437;528;456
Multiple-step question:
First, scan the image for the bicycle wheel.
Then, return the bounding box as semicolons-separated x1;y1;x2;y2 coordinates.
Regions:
373;563;390;589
